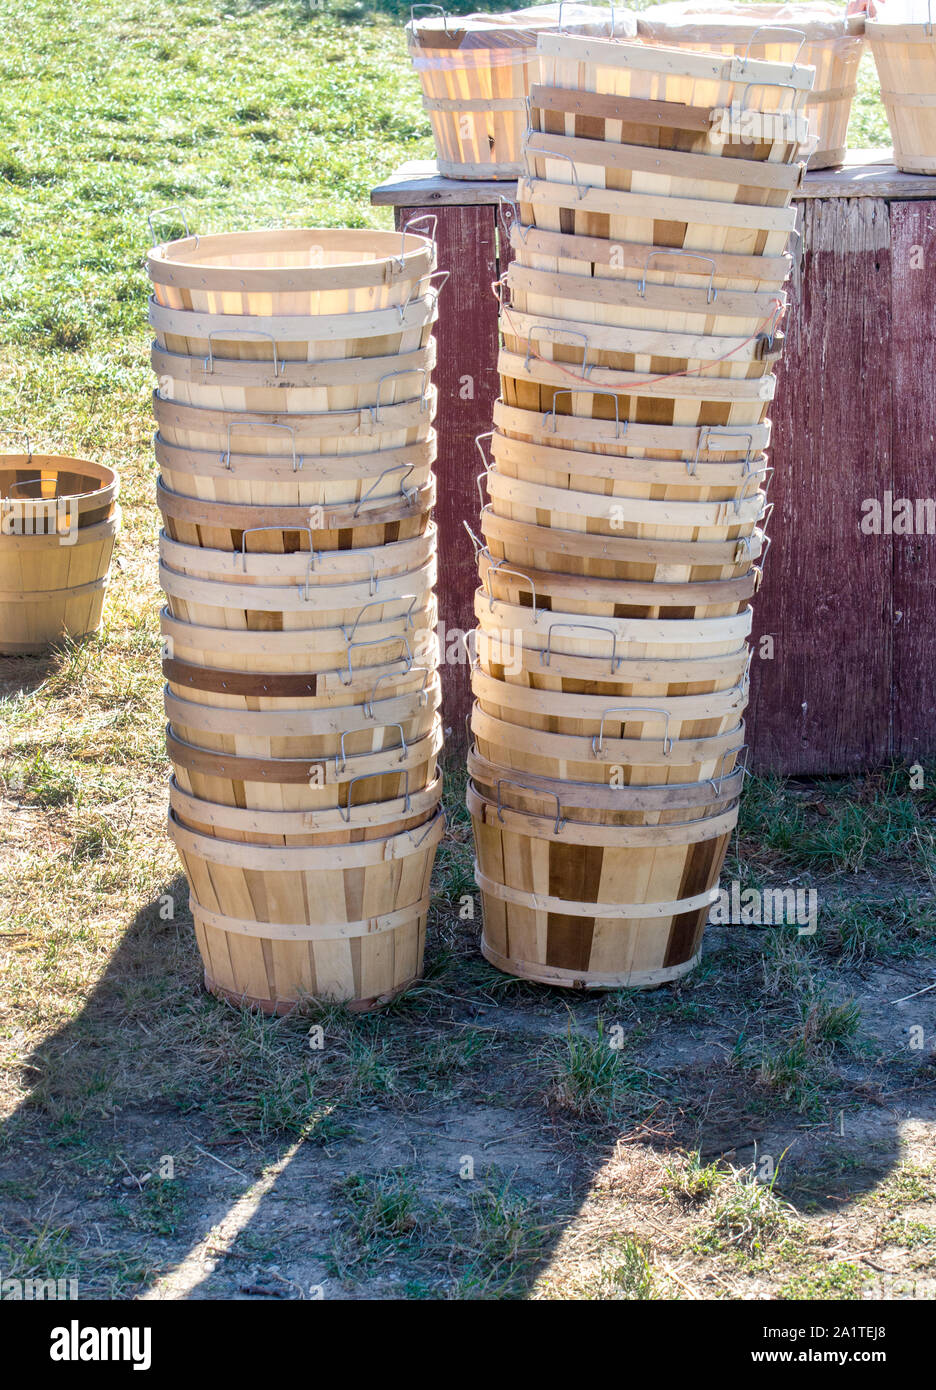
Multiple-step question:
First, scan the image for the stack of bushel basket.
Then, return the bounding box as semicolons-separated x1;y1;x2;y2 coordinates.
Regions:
147;217;446;1013
469;35;815;990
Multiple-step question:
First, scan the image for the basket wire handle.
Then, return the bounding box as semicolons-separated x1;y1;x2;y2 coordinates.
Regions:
341;635;412;686
541;621;621;672
341;769;411;823
239;525;317;591
352;462;417;518
524;324;591;376
205;329;282;378
147;206;197;248
222;420;302;473
523;146;588;200
335;723;408;775
740;26;808;68
544;387;625;438
639;249;717;305
592;705;672;758
495;778;565;836
410;3;448;31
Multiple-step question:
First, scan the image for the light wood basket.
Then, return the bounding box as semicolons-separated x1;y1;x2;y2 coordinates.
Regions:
470;781;734;988
635;4;864;171
406;5;634;179
148;226;436;316
0;454;120;655
172;810;445;1011
867;6;936;175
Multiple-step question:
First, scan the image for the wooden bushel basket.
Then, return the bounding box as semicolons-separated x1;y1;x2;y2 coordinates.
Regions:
147;226;436;317
469;782;735;988
526;73;809;169
480;508;766;586
476;551;758;620
486;431;771;505
148;293;441;365
472;666;747;740
158;556;437;632
159;526;437;589
0;454;120;655
501;261;787;351
522;126;805;209
471;701;746;786
152;391;437;462
168;709;444;812
169;774;444;847
406;5;633;180
468;742;744;826
635;3;865;172
160;603;439;682
867;3;936;175
481;460;767;546
171;810;445;1011
152;339;437;416
535;34;815;162
475;623;751;700
516;171;799;263
165;676;441;765
496;348;775;432
507;219;793;297
157;475;436;553
154;433;436;512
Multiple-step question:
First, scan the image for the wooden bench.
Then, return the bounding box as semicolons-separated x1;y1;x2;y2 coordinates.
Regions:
373;152;936;774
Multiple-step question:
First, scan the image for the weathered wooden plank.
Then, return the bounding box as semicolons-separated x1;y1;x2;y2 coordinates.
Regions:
890;201;936;766
749;198;894;774
372;154;936;208
395;204;500;752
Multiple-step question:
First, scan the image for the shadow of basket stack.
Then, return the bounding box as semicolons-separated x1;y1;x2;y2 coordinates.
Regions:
146;217;447;1014
469;36;815;991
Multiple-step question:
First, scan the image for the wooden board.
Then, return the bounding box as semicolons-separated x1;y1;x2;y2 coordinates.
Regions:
748;198;893;774
394;203;499;752
890;201;936;765
371;153;936;207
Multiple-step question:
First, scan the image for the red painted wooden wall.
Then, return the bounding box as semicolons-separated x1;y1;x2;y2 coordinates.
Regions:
395;198;936;775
